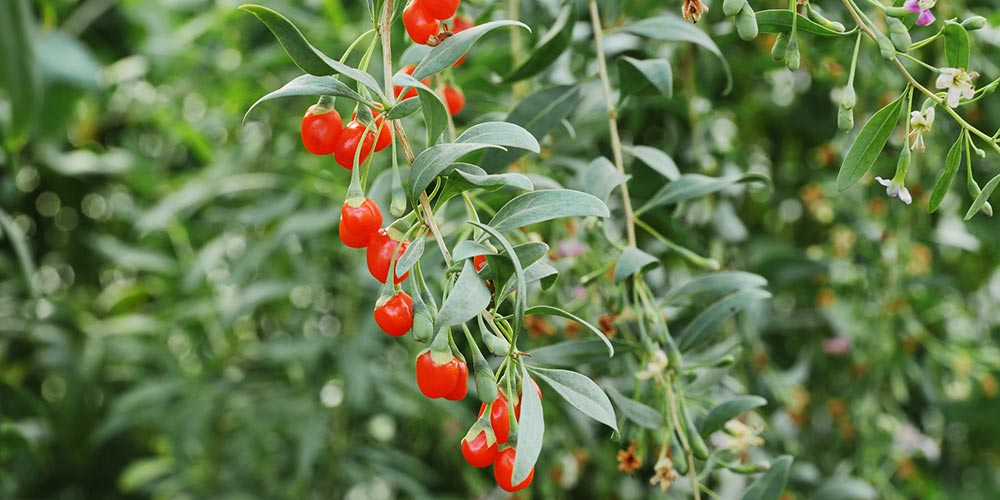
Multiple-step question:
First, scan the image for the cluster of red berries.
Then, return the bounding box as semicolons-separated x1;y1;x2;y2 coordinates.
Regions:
400;3;472;115
458;380;543;491
300;103;393;169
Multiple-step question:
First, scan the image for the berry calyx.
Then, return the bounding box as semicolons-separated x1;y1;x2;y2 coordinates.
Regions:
421;0;460;20
340;198;383;248
461;428;499;468
374;291;414;337
394;65;431;100
334;120;376;170
441;85;465;115
403;1;440;45
415;350;462;398
443;359;468;400
301;105;343;155
493;447;535;492
366;228;411;284
478;391;512;443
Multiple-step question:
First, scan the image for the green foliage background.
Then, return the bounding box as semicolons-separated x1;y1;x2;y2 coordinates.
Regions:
2;0;1000;498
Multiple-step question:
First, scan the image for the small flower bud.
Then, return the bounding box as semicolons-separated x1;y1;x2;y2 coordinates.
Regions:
876;31;897;60
806;5;846;32
887;17;912;52
723;0;747;17
962;16;987;30
841;86;857;109
736;5;759;41
411;303;434;343
838;105;855;131
784;37;800;71
771;32;789;62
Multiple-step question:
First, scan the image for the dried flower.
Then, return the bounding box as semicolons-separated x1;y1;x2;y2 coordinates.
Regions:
617;441;643;475
683;0;709;23
649;457;678;492
635;349;669;381
711;419;764;455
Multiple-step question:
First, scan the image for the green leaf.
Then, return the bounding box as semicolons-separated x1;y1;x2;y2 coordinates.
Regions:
620;14;732;93
452;240;493;262
38;30;102;90
639;173;771;213
524;305;614;356
504;3;577;83
614;246;659;283
679;289;772;351
512;365;544;484
0;207;38;299
471;222;527;333
529;366;618;431
836;93;904;191
488;189;610;233
929;135;963;213
965;173;1000;220
413;20;530;80
395;236;425;276
741;455;793;500
604;385;664;429
523;260;559;289
699;395;767;437
481;85;581;169
811;478;879;500
662;271;769;305
437;165;535;204
0;0;40;144
393;72;449;145
384;96;421;119
530;340;624;367
244;74;372;123
617;56;673;98
584;157;630;203
756;10;851;37
943;22;971;70
408;143;503;200
495;242;551;301
456;121;541;152
626;145;681;181
435;259;492;329
240;4;385;98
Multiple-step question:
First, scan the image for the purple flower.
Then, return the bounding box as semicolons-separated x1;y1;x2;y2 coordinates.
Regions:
904;0;936;26
823;336;853;356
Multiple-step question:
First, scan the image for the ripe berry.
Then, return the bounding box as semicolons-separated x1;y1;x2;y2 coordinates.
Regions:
353;106;393;152
421;0;460;20
375;292;414;337
493;447;535;492
444;359;468;400
403;1;440;45
394;65;431;100
461;430;498;468
479;391;511;443
301;105;343;155
334;120;376;170
340;198;382;248
415;350;462;398
473;254;487;272
441;85;465;115
514;379;543;419
367;228;410;284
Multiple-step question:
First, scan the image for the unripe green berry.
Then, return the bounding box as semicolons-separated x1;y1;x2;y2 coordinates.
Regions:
962;16;987;31
736;5;759;41
886;17;911;52
876;31;896;60
838;105;854;131
723;0;748;17
771;32;789;61
784;37;800;71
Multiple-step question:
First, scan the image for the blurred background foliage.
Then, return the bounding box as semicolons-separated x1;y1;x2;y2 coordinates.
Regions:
2;0;1000;499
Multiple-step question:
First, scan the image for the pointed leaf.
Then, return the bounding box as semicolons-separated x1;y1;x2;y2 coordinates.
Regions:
413;20;530;80
620;14;732;93
244;74;372;122
481;86;581;169
626;145;681;180
604;385;664;429
529;366;618;431
943;22;970;70
584;157;630;203
504;3;577;82
699;395;767;437
617;56;673;98
393;72;449;145
395;236;425;276
662;271;769;305
679;289;772;351
524;305;614;356
489;189;610;233
965;173;1000;220
456;121;540;152
756;9;850;36
639;173;771;213
614;246;659;283
741;455;793;500
929;135;963;213
837;93;904;191
409;143;503;199
435;259;492;329
512;365;544;484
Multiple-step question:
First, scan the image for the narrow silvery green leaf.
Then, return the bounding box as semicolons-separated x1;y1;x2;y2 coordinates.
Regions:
435;259;492;329
679;289;772;351
471;222;526;333
452;240;493;262
437;167;535;204
699;395;767;437
0;0;40;144
626;145;681;180
621;14;732;93
488;190;610;233
756;9;851;37
604;385;664;429
617;56;673;98
741;455;793;500
811;478;879;500
965;173;1000;220
929;135;964;213
836;93;904;191
524;305;614;356
530;340;621;367
614;247;659;283
0;207;38;299
511;365;544;484
523;260;559;289
244;74;373;123
408;143;503;200
393;72;449;145
395;236;425;276
943;22;971;70
481;85;580;169
583;157;630;203
413;21;530;80
529;366;618;431
504;3;576;83
639;173;771;213
456;122;540;152
662;271;769;305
